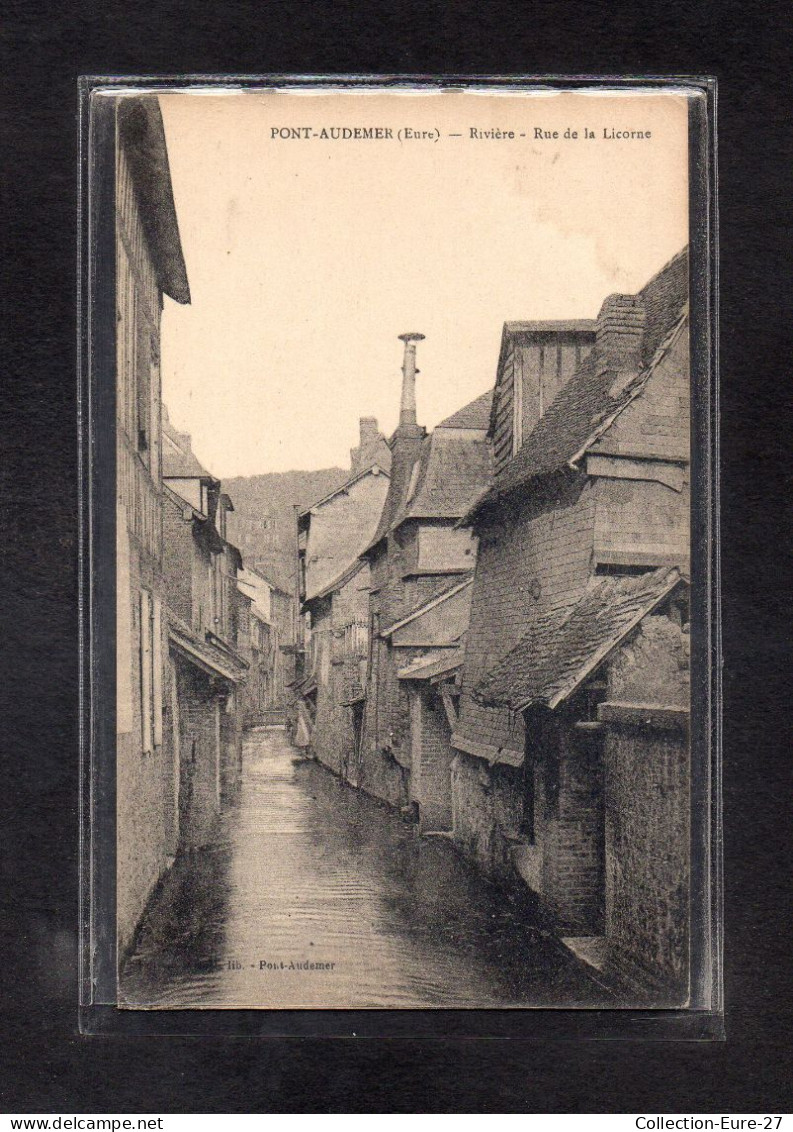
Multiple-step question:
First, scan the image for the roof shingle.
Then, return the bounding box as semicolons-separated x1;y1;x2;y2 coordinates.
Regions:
365;390;493;552
473;566;683;712
402;428;492;521
466;248;688;518
437;389;493;430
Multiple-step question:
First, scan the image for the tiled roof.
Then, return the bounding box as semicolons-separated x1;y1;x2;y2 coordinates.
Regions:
118;98;190;305
503;319;595;334
162;412;212;479
167;614;248;683
365;391;494;553
437;389;493;430
163;453;210;478
380;576;472;638
473;566;683;712
466;248;688;517
402;428;493;522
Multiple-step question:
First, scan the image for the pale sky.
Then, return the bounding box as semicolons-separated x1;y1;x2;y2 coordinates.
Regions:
158;89;689;477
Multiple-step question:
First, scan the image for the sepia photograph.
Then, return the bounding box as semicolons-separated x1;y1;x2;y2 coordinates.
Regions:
98;84;699;1011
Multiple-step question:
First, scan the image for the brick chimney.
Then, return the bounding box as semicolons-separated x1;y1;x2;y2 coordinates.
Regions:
350;416;381;473
595;294;646;377
359;417;378;448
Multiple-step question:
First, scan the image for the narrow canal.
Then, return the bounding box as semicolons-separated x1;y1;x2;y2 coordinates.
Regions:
121;727;605;1009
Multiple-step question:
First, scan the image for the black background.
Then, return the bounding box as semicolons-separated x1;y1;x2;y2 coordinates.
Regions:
2;1;791;1113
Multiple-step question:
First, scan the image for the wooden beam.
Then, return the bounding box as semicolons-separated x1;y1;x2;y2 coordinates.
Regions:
440;684;459;730
597;701;689;732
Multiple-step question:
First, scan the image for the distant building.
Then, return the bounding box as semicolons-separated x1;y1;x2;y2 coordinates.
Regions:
161;410;249;852
295;419;392;777
359;335;493;817
454;249;691;1000
390;581;472;832
237;564;293;726
112;95;191;958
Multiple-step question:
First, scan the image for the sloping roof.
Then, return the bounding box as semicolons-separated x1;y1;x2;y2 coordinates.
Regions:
473;566;683;712
168;615;248;683
502;319;595;335
303;557;366;608
117;97;190;305
365;391;495;555
380;576;473;638
437;389;493;430
163;448;210;478
401;428;493;522
241;563;292;598
398;647;465;682
465;248;688;520
162;410;212;479
298;462;389;524
162;480;201;517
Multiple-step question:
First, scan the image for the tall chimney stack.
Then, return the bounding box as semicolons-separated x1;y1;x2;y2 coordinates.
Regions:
398;332;425;428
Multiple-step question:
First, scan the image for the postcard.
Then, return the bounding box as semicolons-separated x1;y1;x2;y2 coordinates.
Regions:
98;83;701;1009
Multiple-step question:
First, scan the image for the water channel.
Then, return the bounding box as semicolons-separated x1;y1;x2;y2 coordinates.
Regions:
121;727;605;1009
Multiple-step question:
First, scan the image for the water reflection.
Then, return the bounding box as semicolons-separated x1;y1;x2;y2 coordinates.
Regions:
121;727;605;1009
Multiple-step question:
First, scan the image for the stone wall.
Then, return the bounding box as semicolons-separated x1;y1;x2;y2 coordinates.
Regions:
450;751;524;883
360;633;413;809
409;688;454;833
310;600;342;777
530;706;605;935
116;532;172;961
309;567;370;781
456;472;595;757
161;493;194;624
173;659;221;851
360;544;412;808
220;691;243;804
603;611;690;998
